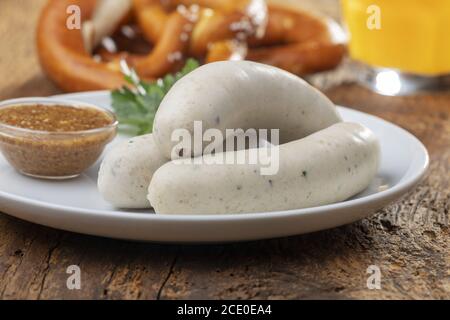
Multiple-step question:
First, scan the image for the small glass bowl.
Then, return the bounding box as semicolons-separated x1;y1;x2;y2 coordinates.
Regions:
0;97;118;180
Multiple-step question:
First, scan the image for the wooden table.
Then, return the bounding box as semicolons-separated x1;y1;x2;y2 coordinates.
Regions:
0;0;448;300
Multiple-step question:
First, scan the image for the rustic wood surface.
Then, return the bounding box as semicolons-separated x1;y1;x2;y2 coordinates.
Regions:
0;0;448;300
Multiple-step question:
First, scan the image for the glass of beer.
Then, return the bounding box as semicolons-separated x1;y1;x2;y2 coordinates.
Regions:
341;0;450;95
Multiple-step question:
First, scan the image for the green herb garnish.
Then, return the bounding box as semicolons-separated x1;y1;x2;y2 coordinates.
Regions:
111;58;199;135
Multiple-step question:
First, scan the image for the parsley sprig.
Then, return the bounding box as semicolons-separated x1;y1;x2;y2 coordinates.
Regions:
111;59;199;135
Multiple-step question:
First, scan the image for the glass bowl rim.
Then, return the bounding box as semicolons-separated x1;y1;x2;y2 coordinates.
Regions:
0;97;118;136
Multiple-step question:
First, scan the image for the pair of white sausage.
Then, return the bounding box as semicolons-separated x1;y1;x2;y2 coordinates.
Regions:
98;61;380;213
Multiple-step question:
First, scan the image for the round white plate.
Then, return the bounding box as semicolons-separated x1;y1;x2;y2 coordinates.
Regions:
0;91;429;243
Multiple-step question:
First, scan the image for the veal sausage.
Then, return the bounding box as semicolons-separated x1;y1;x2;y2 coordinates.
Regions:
148;122;380;214
153;61;342;159
98;134;166;208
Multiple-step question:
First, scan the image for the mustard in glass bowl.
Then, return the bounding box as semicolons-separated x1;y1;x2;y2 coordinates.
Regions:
0;98;118;179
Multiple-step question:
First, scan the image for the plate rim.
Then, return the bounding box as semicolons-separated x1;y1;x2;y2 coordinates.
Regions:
0;91;430;223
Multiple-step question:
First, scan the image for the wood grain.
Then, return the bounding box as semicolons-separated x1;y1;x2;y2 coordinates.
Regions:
0;0;448;300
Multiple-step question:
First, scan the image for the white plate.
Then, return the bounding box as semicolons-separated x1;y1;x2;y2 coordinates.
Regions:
0;91;429;243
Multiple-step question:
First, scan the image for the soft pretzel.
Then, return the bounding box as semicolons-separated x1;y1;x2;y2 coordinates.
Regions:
37;0;127;92
191;4;332;54
133;0;169;43
37;0;345;92
132;11;194;78
187;0;268;57
246;42;346;75
167;0;255;12
206;40;346;75
253;5;331;45
38;0;194;91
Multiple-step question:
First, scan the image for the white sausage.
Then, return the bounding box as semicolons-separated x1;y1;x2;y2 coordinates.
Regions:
98;134;166;208
148;122;380;214
153;60;342;159
98;133;267;209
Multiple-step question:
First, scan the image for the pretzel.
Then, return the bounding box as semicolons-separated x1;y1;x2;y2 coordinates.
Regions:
37;0;124;92
38;0;194;91
37;0;345;92
206;40;346;75
132;11;194;78
132;0;169;43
